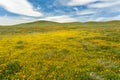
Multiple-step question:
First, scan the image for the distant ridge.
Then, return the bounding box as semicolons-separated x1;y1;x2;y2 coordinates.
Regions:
0;20;120;27
0;20;119;35
15;20;120;25
21;20;59;25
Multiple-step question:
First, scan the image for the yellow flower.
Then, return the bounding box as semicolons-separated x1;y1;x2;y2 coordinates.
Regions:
106;69;110;72
22;75;26;79
0;70;3;73
118;70;120;73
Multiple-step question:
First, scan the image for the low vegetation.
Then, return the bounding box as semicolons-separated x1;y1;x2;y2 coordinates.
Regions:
0;21;120;80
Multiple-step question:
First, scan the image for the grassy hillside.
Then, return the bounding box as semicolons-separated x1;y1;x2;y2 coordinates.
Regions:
0;20;120;35
0;21;120;80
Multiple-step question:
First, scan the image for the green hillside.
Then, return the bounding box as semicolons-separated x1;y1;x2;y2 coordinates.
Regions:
0;20;120;35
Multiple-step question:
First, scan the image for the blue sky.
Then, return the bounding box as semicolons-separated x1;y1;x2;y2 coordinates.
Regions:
0;0;120;25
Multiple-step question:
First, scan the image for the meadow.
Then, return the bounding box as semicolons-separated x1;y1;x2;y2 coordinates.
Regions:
0;21;120;80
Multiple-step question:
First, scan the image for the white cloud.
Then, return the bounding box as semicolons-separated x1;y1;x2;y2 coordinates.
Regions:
76;10;96;15
0;15;77;25
0;0;43;17
88;0;120;8
95;15;120;21
0;16;37;25
39;15;77;23
62;0;120;8
76;14;120;22
67;0;98;6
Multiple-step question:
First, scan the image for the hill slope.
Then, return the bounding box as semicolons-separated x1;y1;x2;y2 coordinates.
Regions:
0;21;120;80
0;20;120;35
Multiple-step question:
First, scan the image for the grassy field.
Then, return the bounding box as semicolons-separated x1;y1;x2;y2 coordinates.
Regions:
0;21;120;80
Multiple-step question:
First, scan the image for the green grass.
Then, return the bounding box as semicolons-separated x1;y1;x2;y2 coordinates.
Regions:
0;20;120;35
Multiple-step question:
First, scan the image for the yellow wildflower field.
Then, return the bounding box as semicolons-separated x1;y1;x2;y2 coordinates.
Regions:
0;26;120;80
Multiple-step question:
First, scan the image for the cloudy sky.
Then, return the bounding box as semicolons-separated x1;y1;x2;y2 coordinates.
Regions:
0;0;120;25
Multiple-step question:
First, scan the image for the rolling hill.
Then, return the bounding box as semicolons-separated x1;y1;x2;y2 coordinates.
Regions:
0;21;120;80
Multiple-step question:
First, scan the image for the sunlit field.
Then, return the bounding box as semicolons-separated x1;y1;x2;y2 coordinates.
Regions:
0;21;120;80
